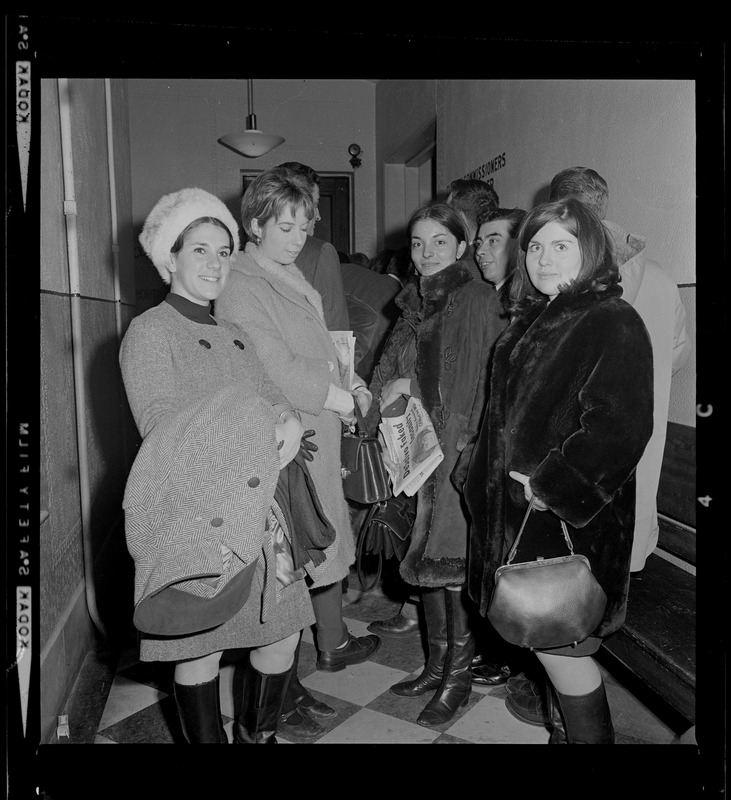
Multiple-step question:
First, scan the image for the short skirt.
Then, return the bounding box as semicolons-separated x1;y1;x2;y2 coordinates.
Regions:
535;635;603;658
138;566;315;662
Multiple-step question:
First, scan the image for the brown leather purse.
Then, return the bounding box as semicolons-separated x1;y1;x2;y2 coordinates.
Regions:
340;404;392;505
487;498;608;650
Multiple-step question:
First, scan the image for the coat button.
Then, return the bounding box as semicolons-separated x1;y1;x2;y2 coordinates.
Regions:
210;517;224;527
247;477;260;488
233;340;245;350
199;339;211;349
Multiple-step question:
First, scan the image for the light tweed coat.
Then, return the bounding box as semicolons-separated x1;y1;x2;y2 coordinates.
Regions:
120;300;306;639
215;246;355;588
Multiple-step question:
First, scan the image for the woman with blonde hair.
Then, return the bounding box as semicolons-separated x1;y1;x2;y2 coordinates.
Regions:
215;169;380;739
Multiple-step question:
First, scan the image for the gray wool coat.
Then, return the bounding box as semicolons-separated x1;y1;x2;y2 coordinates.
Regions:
119;299;316;654
215;246;355;588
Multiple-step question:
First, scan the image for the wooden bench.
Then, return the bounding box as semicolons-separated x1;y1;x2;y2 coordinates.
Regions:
598;422;696;727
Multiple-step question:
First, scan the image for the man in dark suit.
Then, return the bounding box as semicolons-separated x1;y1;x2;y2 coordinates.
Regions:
473;207;527;314
339;260;400;383
446;178;500;282
273;162;350;331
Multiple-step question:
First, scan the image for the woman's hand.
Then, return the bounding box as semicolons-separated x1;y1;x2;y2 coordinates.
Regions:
509;471;549;511
351;373;373;416
380;378;411;411
275;414;305;469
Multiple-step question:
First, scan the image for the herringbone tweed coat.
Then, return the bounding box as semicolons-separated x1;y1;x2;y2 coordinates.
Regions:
215;246;355;588
120;299;315;657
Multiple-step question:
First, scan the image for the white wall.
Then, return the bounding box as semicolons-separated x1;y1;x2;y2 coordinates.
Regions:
128;78;377;306
436;78;696;426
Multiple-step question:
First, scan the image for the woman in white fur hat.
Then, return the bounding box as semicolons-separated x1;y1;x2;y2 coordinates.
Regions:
120;187;321;744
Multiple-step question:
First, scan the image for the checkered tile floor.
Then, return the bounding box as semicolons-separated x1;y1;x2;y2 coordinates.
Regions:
79;570;680;745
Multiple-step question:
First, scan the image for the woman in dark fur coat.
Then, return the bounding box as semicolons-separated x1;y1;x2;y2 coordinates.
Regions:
364;202;507;727
458;198;654;743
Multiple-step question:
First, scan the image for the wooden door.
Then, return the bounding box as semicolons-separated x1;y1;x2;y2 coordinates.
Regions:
242;172;353;254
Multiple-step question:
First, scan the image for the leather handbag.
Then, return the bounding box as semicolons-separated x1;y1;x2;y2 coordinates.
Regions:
355;493;417;590
341;403;392;504
487;498;608;650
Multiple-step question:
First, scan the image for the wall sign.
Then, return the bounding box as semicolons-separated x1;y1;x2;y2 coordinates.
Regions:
463;152;507;187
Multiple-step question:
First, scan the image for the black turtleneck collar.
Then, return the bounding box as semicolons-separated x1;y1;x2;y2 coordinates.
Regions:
165;292;217;325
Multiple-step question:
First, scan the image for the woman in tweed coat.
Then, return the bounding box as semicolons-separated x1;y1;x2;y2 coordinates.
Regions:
215;169;381;738
121;188;316;744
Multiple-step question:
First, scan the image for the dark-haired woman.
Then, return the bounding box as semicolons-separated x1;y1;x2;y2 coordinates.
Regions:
364;202;507;727
121;188;316;744
460;198;654;743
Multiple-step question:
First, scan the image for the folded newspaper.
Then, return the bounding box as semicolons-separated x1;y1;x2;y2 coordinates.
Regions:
329;330;357;391
379;396;444;496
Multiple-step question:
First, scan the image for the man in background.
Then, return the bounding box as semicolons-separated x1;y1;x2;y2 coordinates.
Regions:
446;178;500;281
473;206;527;314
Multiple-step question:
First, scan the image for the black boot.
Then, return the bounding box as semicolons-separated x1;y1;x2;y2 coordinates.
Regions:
234;657;294;744
553;682;615;744
278;643;329;740
545;676;567;744
390;588;448;697
174;675;228;743
417;589;474;727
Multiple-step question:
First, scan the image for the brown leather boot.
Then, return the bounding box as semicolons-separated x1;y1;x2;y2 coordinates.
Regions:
416;589;474;727
553;682;615;744
390;588;448;697
174;675;228;743
234;658;294;744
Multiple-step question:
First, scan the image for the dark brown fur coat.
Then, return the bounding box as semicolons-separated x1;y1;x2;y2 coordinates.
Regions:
366;263;507;587
460;286;653;636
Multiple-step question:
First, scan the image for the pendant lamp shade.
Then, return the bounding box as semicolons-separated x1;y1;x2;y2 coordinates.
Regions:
218;79;285;158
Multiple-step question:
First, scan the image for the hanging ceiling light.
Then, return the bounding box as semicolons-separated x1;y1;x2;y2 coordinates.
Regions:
218;78;285;158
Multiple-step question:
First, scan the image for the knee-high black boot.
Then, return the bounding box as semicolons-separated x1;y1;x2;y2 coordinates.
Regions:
234;657;295;744
174;675;228;743
553;681;615;744
545;675;567;744
417;589;474;727
390;588;447;697
279;641;327;739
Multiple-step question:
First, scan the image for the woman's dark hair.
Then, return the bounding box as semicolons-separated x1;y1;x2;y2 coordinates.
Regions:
508;198;618;314
406;202;468;249
170;216;234;255
240;169;315;241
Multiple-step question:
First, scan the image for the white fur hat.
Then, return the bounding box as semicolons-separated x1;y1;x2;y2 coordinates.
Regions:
139;187;240;284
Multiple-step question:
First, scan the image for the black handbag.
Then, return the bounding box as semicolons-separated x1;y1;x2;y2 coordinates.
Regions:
487;498;608;650
341;403;392;504
355;493;417;590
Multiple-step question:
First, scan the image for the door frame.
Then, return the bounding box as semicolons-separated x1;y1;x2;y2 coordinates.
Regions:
241;170;354;253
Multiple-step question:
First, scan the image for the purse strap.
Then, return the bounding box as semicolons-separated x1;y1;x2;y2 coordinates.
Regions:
351;400;369;438
355;501;385;591
505;496;575;566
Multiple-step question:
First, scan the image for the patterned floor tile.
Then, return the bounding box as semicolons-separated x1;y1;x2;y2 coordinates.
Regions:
303;660;409;706
99;694;179;744
445;693;550;744
97;675;169;731
315;707;440;744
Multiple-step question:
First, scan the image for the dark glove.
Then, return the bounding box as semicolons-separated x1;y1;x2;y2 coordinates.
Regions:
299;429;318;461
